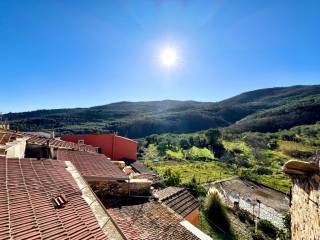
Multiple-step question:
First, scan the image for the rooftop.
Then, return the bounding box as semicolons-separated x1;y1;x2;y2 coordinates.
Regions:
0;130;27;156
56;149;128;181
0;130;23;145
102;197;200;240
0;157;107;240
130;161;156;175
25;133;97;152
154;187;200;218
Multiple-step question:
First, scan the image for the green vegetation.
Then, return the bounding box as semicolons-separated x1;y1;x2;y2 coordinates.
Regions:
142;123;320;193
257;219;279;239
187;146;214;160
162;168;182;186
152;161;234;184
5;85;320;138
204;189;231;232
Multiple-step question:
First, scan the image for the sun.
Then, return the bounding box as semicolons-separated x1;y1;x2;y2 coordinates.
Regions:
160;47;177;67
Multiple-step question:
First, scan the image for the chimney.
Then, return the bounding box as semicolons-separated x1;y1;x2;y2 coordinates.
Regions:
51;130;55;139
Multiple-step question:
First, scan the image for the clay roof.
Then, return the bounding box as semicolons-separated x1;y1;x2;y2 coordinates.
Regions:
130;161;156;175
56;150;128;181
154;187;200;218
103;197;200;240
0;157;107;240
25;133;97;152
0;130;23;145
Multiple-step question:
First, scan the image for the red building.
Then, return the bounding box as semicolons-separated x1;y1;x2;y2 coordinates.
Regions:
61;134;137;161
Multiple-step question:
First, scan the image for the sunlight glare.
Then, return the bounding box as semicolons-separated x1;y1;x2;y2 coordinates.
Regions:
160;47;177;67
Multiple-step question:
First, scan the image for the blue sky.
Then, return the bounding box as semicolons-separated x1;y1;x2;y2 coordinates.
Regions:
0;0;319;113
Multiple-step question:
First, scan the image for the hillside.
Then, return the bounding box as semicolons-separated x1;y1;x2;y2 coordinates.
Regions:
4;85;320;138
141;123;320;193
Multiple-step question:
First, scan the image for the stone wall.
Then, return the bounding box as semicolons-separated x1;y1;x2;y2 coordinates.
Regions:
290;175;320;240
90;179;152;197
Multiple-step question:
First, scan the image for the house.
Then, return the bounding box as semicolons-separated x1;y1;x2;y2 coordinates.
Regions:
283;154;320;239
0;128;211;239
102;197;211;240
61;133;137;161
0;156;123;240
153;187;200;226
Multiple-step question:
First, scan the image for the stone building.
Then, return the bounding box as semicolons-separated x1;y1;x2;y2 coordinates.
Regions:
283;154;320;240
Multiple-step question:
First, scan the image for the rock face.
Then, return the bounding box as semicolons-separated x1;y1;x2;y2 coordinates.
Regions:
284;156;320;240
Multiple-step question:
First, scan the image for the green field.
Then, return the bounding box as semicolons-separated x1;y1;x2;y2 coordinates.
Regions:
150;160;234;184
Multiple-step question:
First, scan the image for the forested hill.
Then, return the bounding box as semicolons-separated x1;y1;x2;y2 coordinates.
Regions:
4;85;320;138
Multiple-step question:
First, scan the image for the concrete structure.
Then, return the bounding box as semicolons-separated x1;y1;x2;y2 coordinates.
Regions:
283;155;320;240
206;178;290;229
62;133;137;161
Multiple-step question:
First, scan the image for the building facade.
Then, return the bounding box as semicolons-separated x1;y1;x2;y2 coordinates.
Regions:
62;133;137;161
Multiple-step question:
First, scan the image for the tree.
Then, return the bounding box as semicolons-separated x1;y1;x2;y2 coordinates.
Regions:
205;128;221;147
204;188;231;232
142;144;159;162
186;175;207;197
179;138;191;150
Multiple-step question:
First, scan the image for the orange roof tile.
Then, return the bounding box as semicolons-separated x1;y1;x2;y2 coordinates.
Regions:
56;150;128;181
154;187;200;218
25;133;96;152
103;198;200;240
0;157;107;240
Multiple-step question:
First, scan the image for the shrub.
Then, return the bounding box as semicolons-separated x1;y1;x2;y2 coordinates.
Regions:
163;169;181;186
203;188;231;232
185;175;207;197
236;209;250;223
257;219;279;239
256;167;273;175
251;230;265;240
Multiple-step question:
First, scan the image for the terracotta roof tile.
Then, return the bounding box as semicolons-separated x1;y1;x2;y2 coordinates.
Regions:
154;187;200;218
103;197;200;240
56;150;128;181
0;156;107;240
0;130;23;145
24;133;96;152
130;161;156;175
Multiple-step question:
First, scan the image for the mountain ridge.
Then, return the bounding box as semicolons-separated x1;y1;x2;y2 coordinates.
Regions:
4;85;320;138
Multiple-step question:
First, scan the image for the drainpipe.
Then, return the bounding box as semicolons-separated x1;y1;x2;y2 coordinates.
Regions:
112;134;115;160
